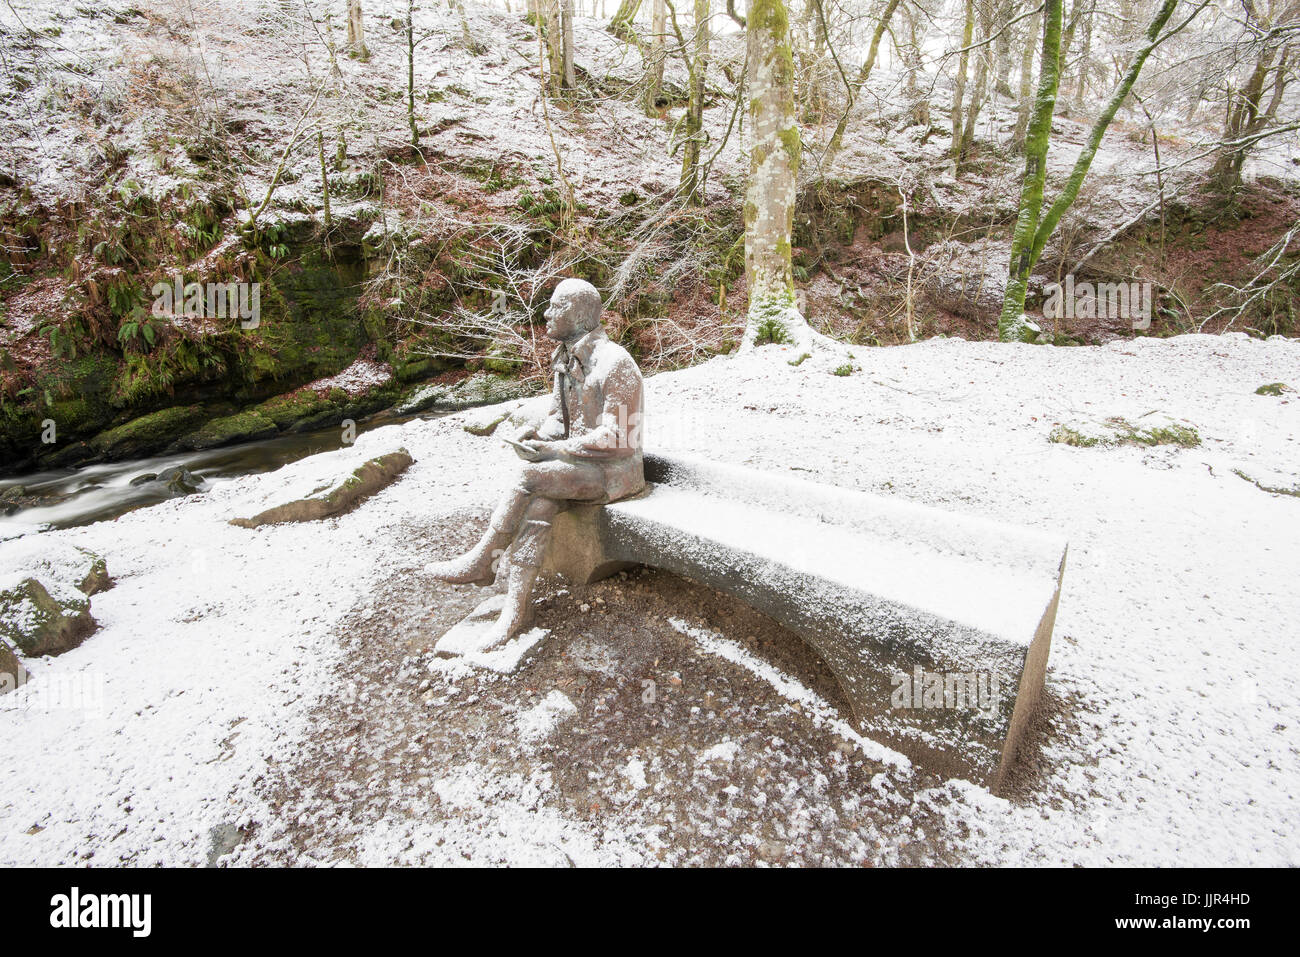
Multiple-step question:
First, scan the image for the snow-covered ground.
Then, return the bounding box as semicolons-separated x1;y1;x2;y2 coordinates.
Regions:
2;333;1297;866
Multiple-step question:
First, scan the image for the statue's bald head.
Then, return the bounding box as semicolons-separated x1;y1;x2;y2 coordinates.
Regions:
549;278;603;335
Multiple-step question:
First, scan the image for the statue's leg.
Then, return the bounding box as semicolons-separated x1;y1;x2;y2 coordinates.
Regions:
425;483;531;585
476;460;607;647
486;496;562;641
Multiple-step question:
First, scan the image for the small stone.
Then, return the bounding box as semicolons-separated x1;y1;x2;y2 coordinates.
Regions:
157;466;203;497
78;556;113;596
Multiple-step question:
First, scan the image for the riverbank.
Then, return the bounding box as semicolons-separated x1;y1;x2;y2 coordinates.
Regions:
1;333;1297;866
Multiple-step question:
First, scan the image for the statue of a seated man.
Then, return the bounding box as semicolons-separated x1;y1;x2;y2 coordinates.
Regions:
426;278;645;647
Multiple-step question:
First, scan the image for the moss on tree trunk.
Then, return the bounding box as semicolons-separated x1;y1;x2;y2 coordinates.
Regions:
998;0;1183;341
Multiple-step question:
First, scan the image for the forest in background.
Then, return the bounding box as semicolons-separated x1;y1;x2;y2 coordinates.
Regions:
1;0;1298;472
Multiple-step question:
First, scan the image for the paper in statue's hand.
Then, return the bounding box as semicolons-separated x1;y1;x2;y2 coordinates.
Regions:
501;436;544;461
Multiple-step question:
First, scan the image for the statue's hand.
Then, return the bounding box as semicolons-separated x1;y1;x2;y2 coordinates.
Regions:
506;438;566;462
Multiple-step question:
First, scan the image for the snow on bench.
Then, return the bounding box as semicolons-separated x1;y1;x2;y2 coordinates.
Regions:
544;452;1068;794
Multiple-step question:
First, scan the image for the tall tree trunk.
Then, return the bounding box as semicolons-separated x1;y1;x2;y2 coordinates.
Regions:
346;0;369;60
562;0;577;88
999;0;1183;339
997;0;1062;340
958;2;992;164
743;0;809;346
902;3;930;126
791;0;815;116
645;0;667;111
952;0;976;163
318;130;332;232
994;0;1015;96
1011;7;1040;150
406;0;419;146
1059;0;1079;78
679;0;711;203
1072;0;1093;109
452;0;477;51
539;0;565;95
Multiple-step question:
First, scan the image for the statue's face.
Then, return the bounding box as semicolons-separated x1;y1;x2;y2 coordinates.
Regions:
544;290;582;342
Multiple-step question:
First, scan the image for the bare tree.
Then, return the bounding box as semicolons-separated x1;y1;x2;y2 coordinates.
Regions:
562;0;578;89
741;0;814;347
999;0;1200;339
609;0;644;39
1210;0;1298;190
1012;4;1040;149
668;0;711;202
346;0;370;60
645;0;668;111
824;0;903;162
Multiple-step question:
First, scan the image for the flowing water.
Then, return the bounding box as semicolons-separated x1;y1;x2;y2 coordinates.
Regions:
0;410;445;536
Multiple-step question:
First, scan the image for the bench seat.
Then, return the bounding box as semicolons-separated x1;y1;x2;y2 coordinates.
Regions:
543;452;1067;794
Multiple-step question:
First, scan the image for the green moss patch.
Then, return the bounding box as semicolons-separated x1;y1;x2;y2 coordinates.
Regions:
176;409;279;451
1049;414;1201;449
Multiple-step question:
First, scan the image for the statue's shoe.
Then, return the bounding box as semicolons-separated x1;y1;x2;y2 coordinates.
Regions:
470;617;516;655
423;556;496;587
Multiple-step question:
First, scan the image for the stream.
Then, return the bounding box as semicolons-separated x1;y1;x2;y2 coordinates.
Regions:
0;409;446;536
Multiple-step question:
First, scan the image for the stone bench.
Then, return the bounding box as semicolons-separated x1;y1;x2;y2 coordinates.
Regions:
544;452;1068;794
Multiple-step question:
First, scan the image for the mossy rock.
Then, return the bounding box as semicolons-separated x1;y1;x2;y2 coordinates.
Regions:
1256;382;1291;396
0;485;26;514
285;406;350;434
35;440;97;470
483;343;523;375
234;249;368;388
440;373;537;410
395;355;446;383
255;390;339;431
1129;421;1200;447
46;396;101;436
157;466;203;496
395;382;451;415
90;404;210;459
0;578;96;658
229;449;413;528
176;409;279;450
33;352;118;429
